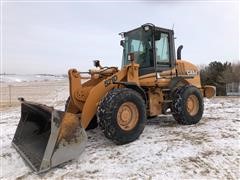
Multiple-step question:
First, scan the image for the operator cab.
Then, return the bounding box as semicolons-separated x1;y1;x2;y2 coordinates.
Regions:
121;23;176;76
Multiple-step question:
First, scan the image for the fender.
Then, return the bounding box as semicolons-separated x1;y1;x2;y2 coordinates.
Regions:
168;76;189;90
113;81;147;103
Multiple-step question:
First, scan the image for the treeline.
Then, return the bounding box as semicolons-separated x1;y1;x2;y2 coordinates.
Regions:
200;61;240;96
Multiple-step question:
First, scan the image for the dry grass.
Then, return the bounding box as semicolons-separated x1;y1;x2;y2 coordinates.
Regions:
0;80;68;110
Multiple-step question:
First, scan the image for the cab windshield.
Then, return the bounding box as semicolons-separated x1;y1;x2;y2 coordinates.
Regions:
122;28;153;68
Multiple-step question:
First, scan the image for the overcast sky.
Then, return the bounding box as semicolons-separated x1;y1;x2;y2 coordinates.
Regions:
1;0;239;74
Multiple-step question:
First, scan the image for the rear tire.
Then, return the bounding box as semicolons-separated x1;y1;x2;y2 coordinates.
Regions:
171;85;204;125
97;88;146;145
65;97;98;130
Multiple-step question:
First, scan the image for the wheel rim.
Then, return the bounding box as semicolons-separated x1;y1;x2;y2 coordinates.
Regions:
186;94;199;116
117;102;139;131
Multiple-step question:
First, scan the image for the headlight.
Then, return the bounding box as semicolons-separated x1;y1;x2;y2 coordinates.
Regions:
144;25;150;31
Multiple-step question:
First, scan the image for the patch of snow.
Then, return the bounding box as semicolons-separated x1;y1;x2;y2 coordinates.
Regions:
0;74;66;83
0;85;239;179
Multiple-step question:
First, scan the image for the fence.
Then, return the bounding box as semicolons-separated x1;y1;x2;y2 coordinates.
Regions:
1;81;69;108
226;82;240;96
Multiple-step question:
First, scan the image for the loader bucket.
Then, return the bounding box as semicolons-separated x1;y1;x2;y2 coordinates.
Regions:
12;99;87;173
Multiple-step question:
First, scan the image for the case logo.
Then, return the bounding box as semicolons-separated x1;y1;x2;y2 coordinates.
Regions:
186;70;198;76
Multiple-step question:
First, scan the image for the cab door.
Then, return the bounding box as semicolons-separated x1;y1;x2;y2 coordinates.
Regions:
154;29;175;75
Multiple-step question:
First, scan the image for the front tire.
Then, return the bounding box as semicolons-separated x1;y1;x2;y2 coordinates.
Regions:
97;88;146;145
171;85;204;125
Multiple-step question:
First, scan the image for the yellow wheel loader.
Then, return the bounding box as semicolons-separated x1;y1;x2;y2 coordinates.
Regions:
12;23;215;173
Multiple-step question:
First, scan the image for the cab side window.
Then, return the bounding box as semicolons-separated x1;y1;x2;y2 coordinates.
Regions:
129;39;153;68
130;39;143;52
155;33;170;65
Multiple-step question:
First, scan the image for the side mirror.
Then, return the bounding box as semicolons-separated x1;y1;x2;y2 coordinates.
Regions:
120;40;125;47
93;60;100;67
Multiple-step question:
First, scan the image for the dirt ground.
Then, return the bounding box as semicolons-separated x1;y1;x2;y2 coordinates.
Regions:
0;81;239;179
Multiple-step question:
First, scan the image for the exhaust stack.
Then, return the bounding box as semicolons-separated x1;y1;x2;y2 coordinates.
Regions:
177;45;183;60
